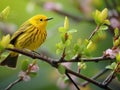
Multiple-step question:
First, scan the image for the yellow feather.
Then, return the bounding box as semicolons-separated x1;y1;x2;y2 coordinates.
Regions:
0;15;52;67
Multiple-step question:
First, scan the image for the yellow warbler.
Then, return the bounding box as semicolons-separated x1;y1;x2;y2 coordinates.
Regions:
0;15;53;68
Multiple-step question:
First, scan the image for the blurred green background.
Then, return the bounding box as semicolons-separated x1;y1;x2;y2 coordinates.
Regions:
0;0;120;90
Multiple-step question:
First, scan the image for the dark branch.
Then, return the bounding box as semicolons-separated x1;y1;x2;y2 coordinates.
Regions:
66;68;112;90
6;48;58;68
5;48;114;90
65;70;80;90
88;25;101;40
81;68;109;87
57;56;114;63
6;48;114;64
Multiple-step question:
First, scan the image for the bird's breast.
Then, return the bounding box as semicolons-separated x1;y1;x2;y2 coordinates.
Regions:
15;28;47;50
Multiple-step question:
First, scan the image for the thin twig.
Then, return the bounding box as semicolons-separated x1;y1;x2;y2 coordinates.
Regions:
66;68;112;90
88;25;101;40
57;56;114;63
59;47;66;61
5;48;114;90
102;71;115;86
5;78;22;90
81;68;109;87
65;70;80;90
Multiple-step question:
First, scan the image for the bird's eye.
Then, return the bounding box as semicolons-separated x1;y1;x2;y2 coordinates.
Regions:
40;19;43;21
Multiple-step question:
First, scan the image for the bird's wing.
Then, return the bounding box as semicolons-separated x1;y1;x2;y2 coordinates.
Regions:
10;21;31;44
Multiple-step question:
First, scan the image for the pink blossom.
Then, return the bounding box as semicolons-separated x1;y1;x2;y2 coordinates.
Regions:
104;48;120;59
110;18;120;28
29;64;39;72
18;71;31;81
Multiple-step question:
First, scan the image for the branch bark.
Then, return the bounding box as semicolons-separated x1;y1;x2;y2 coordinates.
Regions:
4;48;115;90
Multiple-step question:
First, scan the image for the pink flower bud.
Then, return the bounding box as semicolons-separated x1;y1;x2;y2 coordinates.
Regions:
104;48;120;59
29;64;39;72
18;71;31;81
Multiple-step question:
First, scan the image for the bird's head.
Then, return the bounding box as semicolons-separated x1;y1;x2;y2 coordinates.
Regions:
29;15;53;29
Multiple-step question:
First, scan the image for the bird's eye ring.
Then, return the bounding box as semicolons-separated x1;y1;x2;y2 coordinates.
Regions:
40;19;43;21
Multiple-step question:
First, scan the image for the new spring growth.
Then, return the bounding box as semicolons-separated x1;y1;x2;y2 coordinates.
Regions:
93;8;110;25
106;62;120;81
63;16;69;43
56;16;70;54
19;60;39;81
64;16;69;30
113;28;120;48
0;34;13;51
0;6;10;21
78;62;87;70
87;40;96;52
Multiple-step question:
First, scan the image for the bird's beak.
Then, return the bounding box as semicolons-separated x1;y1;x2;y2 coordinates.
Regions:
45;17;53;21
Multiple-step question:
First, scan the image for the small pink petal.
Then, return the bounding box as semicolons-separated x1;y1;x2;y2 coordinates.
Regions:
18;71;31;81
29;64;39;72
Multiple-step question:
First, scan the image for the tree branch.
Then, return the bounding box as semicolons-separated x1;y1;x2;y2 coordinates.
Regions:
7;48;114;64
6;48;58;68
5;48;114;90
65;70;80;90
88;25;101;40
5;78;22;90
102;71;115;86
57;56;114;63
81;68;109;87
66;68;112;90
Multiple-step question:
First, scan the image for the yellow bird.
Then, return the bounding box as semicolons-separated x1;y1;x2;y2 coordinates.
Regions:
0;15;53;68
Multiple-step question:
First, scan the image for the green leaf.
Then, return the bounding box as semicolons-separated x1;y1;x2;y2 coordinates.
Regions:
56;42;63;49
56;49;61;55
0;6;10;21
61;33;66;44
0;43;4;51
58;64;65;74
104;20;110;25
78;62;87;69
21;60;29;71
83;39;89;46
65;39;71;46
93;10;101;25
113;39;119;47
99;25;108;31
114;28;119;37
106;62;117;70
29;72;37;78
74;44;80;52
67;29;77;34
100;8;108;22
86;40;93;49
64;76;69;83
0;34;11;48
86;41;96;52
59;27;66;33
83;48;90;56
64;16;69;30
116;53;120;62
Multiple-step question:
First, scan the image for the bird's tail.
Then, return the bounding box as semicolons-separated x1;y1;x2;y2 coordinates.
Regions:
0;52;18;68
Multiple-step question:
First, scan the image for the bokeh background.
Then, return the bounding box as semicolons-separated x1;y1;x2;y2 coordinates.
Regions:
0;0;120;90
